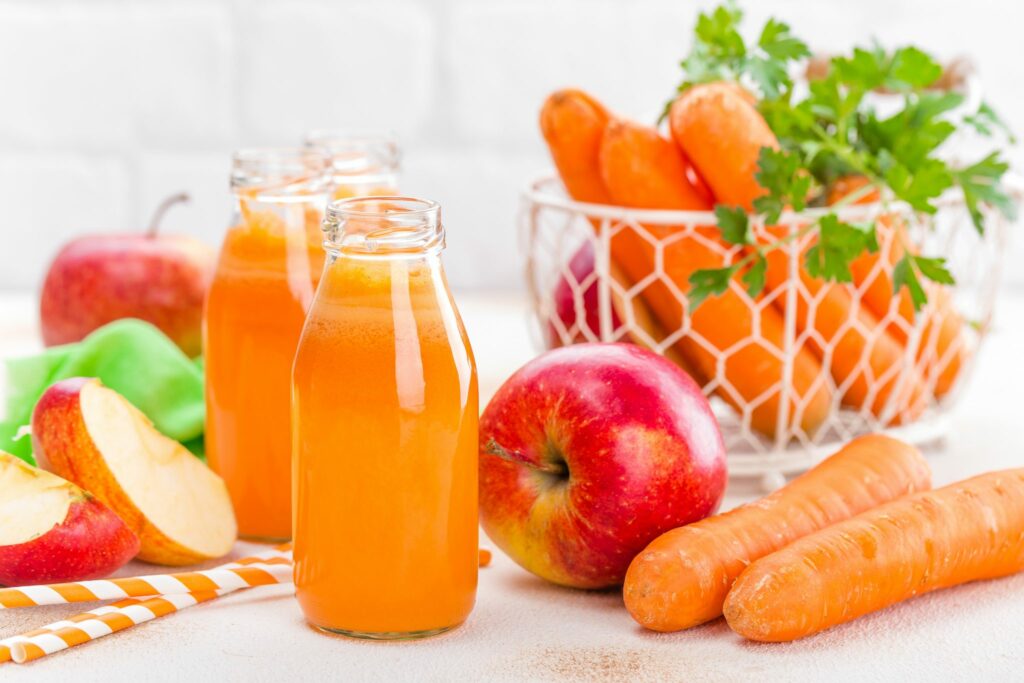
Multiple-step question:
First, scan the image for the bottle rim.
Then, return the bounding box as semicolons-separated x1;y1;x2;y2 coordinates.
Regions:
322;196;444;256
231;147;331;192
304;130;401;173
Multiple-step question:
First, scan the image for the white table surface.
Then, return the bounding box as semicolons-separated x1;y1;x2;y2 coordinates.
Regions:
1;290;1023;682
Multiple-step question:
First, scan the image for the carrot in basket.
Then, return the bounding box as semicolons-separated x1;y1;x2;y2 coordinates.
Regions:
540;90;704;383
539;89;613;205
599;117;832;439
623;434;930;632
724;468;1024;642
671;83;928;421
668;81;778;210
830;176;967;398
760;225;930;424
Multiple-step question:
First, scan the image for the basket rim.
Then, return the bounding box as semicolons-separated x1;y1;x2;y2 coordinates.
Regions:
523;173;885;224
523;171;1024;225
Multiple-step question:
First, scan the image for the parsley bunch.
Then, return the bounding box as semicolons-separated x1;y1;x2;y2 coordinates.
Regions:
671;3;1016;310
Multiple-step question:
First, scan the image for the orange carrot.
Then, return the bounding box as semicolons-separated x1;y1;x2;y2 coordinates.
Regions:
479;548;492;568
539;90;705;384
623;434;930;632
600;118;831;438
670;84;928;421
760;225;929;424
669;81;778;210
830;177;967;399
539;89;613;204
725;468;1024;642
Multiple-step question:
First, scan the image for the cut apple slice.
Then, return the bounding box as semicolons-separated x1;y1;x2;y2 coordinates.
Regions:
32;378;236;566
0;451;139;585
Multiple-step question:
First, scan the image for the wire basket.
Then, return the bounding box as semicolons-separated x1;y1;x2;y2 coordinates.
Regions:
521;174;1015;488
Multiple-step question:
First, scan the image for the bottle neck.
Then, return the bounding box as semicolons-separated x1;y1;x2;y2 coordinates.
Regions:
231;148;331;202
322;197;444;259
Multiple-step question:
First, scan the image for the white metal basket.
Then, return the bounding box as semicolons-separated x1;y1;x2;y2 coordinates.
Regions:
521;174;1015;488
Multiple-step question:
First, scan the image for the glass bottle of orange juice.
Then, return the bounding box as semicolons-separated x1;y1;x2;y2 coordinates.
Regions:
304;130;400;199
292;197;479;639
204;148;330;542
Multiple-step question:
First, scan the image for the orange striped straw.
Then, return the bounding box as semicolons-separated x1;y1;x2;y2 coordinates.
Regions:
0;545;293;609
0;598;144;663
6;590;229;664
0;546;295;664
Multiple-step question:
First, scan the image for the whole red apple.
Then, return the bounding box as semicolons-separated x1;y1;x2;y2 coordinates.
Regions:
479;343;726;589
0;451;139;585
39;193;214;357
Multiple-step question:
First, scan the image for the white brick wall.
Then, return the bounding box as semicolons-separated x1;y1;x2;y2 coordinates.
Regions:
0;0;1021;292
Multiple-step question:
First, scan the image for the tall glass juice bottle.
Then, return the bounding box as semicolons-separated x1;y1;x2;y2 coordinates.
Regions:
292;197;478;639
204;149;330;542
304;130;400;199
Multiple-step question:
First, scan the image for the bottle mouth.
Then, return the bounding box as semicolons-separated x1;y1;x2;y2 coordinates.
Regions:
322;196;444;255
304;131;401;177
231;148;331;196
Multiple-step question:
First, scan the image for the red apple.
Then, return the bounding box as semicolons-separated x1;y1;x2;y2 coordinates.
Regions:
39;193;214;357
33;378;236;566
0;451;139;585
548;241;622;347
479;343;726;589
548;243;707;385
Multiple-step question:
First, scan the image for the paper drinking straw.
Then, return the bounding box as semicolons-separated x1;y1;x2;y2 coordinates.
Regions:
0;545;293;609
8;590;230;664
0;597;147;663
0;546;295;664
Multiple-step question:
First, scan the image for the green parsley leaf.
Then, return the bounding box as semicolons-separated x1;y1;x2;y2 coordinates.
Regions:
893;254;927;310
758;18;809;61
695;3;746;59
953;152;1016;232
804;214;876;282
715;205;752;244
747;55;789;100
883;159;952;213
742;255;768;297
752;195;785;224
964;101;1017;142
688;266;738;308
887;46;943;90
913;255;955;285
832;46;888;91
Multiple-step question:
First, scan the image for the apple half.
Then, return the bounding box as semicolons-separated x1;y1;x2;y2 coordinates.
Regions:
0;451;139;585
32;378;236;566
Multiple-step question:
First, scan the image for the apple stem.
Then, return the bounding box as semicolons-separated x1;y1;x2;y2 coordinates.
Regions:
146;192;191;237
484;438;566;476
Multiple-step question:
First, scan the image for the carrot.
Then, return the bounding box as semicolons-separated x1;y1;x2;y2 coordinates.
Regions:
668;81;778;210
760;226;929;423
623;434;930;632
539;89;613;204
724;468;1024;642
607;259;706;383
830;177;967;399
539;90;705;384
599;118;831;438
670;84;928;421
479;548;492;568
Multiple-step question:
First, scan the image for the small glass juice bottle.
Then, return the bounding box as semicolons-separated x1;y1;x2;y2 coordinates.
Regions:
304;130;400;199
204;148;330;542
292;197;479;639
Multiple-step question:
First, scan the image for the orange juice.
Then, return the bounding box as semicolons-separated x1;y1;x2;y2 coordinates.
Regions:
204;149;330;541
292;197;478;639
